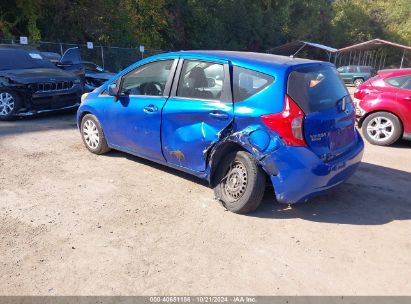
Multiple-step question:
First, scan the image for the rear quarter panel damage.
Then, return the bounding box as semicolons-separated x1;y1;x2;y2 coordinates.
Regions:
207;123;285;184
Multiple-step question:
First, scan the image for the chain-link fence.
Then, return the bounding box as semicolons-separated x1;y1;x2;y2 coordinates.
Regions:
0;38;165;72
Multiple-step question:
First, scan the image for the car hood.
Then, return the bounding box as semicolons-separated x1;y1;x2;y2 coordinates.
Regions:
85;71;116;80
0;68;78;84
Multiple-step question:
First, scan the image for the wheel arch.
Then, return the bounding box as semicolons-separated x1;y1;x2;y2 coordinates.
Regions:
208;141;247;187
207;137;275;187
78;110;92;128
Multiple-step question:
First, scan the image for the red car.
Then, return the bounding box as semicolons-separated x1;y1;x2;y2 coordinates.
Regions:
354;68;411;146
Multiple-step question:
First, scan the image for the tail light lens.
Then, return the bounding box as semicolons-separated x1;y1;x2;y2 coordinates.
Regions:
261;95;306;146
354;89;363;100
354;80;376;100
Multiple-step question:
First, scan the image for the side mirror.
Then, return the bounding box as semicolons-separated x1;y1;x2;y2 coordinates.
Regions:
108;83;119;96
108;81;129;101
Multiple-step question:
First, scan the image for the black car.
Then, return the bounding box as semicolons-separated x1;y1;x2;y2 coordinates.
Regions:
42;49;114;92
82;61;115;92
0;45;83;120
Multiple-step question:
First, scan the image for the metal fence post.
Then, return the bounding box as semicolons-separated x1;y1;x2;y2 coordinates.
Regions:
101;46;105;70
400;50;405;69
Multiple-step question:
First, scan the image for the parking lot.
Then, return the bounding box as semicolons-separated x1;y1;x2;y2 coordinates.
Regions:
1;94;411;295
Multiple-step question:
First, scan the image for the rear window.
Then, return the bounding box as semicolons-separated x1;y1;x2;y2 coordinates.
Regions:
287;65;348;113
233;66;274;102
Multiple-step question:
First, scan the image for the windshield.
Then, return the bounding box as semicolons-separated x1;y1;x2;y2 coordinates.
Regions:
0;49;56;70
287;65;349;113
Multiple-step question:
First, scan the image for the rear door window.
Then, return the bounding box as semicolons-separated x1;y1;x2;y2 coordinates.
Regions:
348;66;356;73
402;77;411;90
287;65;348;113
360;66;371;73
233;66;274;102
177;60;224;100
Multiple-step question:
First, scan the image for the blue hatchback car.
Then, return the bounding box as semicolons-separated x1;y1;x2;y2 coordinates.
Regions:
77;51;364;214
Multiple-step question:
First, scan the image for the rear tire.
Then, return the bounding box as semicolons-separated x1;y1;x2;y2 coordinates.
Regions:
354;78;364;87
214;151;265;214
361;112;402;146
0;90;20;121
80;114;111;154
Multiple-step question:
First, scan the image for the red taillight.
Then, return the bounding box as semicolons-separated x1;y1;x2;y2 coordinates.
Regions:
354;82;374;100
354;89;364;100
261;95;306;146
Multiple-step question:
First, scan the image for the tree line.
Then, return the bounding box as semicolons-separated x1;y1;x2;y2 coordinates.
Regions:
0;0;410;51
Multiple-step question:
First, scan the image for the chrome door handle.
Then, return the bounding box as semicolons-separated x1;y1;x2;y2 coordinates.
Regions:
143;104;158;113
209;112;229;120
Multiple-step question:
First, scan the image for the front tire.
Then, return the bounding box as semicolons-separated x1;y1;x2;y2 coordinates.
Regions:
0;90;20;121
214;151;266;214
361;112;402;146
80;114;111;154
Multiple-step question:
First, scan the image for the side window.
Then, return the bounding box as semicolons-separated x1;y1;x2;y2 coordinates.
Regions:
121;60;174;96
362;66;371;73
401;77;411;90
177;60;224;100
385;75;410;88
348;66;356;73
233;66;274;102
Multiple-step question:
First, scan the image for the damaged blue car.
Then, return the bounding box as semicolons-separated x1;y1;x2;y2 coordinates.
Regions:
77;51;364;214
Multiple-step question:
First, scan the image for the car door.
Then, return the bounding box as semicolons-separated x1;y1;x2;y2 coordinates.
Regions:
395;76;411;132
337;66;349;83
346;66;357;83
161;58;233;172
102;58;178;162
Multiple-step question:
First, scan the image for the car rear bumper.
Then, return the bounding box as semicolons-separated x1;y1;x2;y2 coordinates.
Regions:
353;98;366;120
266;132;364;204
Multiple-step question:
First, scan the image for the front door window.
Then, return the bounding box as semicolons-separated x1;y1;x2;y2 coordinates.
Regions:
121;60;174;96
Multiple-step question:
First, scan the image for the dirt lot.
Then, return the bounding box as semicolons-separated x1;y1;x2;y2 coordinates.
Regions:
1;105;411;295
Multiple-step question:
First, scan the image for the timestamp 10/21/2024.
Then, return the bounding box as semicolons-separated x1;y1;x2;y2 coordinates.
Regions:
149;296;257;303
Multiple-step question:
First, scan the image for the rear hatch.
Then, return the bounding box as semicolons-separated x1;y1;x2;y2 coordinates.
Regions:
287;64;357;162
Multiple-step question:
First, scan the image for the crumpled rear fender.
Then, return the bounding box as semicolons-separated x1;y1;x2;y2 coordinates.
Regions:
206;124;284;184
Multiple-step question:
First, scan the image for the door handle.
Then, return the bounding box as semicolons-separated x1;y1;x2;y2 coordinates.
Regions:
143;104;158;113
404;96;411;101
209;112;229;120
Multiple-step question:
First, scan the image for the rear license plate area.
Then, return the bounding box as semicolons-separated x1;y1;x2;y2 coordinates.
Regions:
330;126;355;151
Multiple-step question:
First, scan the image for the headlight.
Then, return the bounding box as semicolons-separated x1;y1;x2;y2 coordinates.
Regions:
81;93;89;103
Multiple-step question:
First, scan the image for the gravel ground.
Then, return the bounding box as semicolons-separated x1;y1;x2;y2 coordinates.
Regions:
0;99;410;295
